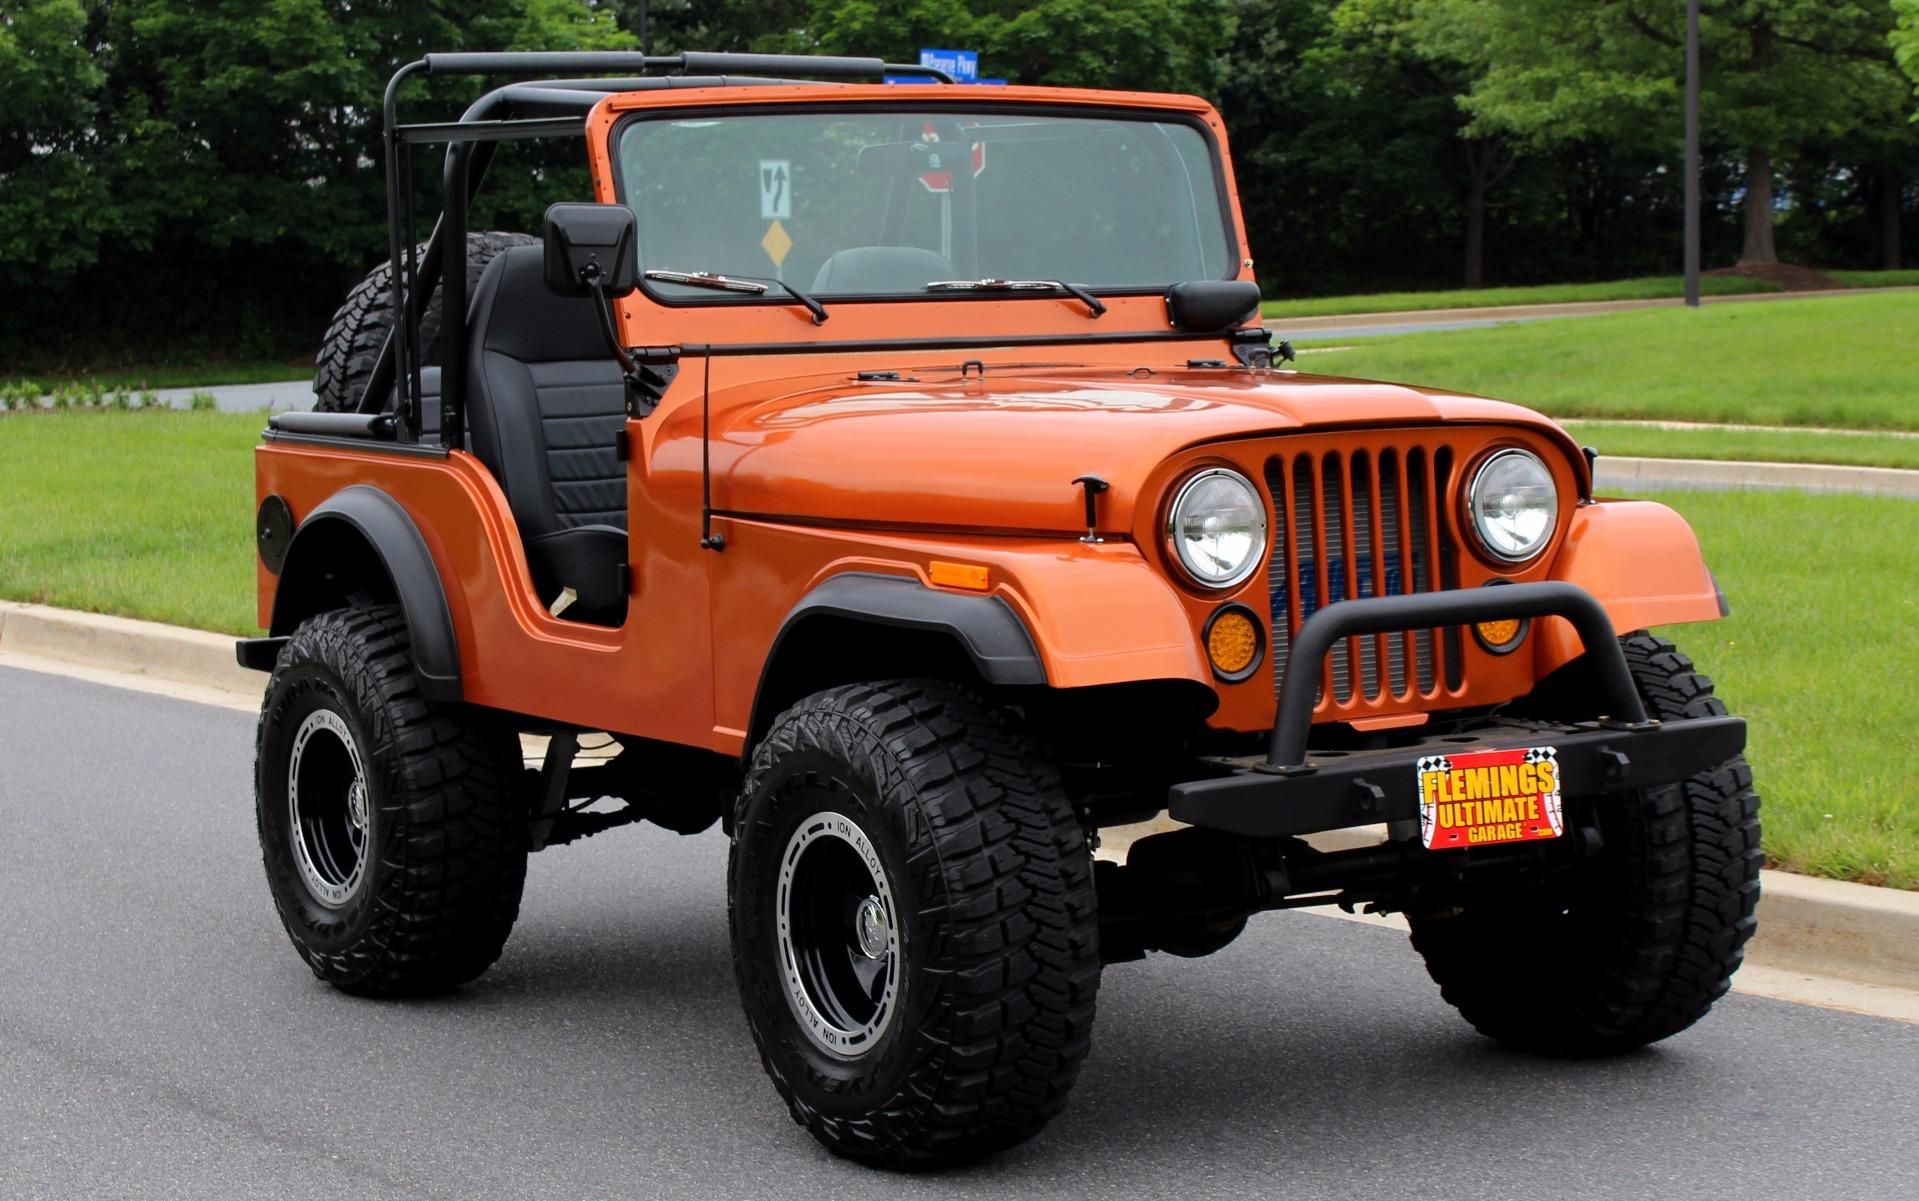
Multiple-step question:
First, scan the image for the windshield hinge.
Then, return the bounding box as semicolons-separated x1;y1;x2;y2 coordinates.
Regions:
626;346;681;417
1230;328;1295;368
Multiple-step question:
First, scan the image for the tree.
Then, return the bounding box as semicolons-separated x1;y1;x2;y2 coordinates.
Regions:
1330;0;1519;287
0;1;110;276
1897;0;1919;90
792;0;1235;95
1403;0;1911;267
0;1;633;364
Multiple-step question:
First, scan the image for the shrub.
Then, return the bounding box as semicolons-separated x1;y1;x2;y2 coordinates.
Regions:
188;391;218;412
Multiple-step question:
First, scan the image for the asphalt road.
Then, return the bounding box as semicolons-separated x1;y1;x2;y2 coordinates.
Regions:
3;664;1916;1201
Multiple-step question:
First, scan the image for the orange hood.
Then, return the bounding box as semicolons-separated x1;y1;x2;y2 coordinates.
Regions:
681;366;1586;536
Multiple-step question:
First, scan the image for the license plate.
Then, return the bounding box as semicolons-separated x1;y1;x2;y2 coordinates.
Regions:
1417;746;1565;850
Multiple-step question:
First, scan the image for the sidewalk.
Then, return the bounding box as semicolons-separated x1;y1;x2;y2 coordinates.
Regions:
1594;456;1919;498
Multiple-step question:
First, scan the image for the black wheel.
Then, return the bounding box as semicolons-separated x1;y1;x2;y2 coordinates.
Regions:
1409;631;1762;1055
312;231;536;413
729;681;1101;1167
254;605;528;995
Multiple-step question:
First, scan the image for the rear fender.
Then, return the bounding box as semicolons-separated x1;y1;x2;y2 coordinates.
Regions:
267;485;462;701
1537;499;1725;677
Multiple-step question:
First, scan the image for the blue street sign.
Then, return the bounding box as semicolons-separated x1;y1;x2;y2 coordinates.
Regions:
918;48;979;82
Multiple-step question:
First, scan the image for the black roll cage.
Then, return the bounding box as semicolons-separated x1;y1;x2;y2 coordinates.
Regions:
368;51;955;447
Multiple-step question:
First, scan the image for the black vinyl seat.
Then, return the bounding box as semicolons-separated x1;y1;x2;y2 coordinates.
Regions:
810;246;956;293
466;245;629;623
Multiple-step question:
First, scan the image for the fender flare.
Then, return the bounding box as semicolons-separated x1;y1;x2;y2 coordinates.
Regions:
1537;498;1725;677
269;485;463;701
749;572;1046;735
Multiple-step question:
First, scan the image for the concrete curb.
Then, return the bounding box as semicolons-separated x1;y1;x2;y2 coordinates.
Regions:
0;602;262;697
5;601;1916;1006
1594;456;1919;498
1099;817;1919;1003
1748;870;1919;992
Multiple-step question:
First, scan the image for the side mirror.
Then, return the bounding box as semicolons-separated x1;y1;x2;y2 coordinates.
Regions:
1165;280;1262;333
543;203;639;297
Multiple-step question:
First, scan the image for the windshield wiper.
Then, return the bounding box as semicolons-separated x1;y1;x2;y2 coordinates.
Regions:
643;269;828;325
925;278;1106;318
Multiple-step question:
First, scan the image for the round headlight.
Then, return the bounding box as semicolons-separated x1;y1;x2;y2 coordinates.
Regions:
1469;449;1558;562
1166;468;1267;588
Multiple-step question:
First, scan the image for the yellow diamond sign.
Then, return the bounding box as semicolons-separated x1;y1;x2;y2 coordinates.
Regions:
760;219;793;267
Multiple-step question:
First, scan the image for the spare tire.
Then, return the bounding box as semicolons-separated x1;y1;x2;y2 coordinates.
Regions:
312;231;536;413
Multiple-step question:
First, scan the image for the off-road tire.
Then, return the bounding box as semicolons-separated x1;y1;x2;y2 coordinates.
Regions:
729;681;1101;1167
1409;632;1762;1055
312;231;536;412
255;605;528;995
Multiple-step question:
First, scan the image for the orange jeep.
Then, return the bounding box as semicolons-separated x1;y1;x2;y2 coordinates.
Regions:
240;51;1760;1167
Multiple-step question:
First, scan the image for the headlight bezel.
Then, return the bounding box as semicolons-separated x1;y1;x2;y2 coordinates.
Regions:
1465;447;1559;565
1163;466;1268;590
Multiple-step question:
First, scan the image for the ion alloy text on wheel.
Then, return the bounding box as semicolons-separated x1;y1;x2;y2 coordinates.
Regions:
776;812;901;1057
286;709;370;906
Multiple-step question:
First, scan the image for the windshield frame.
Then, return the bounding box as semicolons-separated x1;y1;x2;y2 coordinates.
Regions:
606;101;1241;313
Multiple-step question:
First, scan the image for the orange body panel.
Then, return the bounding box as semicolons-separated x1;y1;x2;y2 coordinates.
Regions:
1534;500;1723;677
254;82;1726;759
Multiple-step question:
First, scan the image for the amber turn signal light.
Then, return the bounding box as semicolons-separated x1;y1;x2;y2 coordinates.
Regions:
1203;605;1263;681
928;560;990;591
1473;616;1527;655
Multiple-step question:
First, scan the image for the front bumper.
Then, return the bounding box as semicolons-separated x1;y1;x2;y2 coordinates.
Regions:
1167;581;1747;839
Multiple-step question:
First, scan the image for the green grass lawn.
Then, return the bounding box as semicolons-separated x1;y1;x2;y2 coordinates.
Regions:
0;411;260;635
1829;269;1919;289
1649;488;1919;889
1;412;1913;887
1563;421;1919;471
1303;292;1919;430
1261;274;1780;319
0;359;310;393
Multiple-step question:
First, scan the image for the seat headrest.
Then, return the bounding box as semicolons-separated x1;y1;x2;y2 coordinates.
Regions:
810;246;956;294
471;244;613;363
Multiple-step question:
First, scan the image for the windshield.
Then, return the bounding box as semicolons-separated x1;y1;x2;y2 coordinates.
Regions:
615;108;1233;300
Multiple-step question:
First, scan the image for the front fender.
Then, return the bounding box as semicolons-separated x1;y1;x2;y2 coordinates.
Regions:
1536;499;1726;677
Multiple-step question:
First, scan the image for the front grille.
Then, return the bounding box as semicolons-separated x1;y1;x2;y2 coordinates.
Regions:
1264;446;1464;705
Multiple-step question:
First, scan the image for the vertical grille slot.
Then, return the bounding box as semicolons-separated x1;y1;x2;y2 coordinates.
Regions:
1265;440;1456;709
1407;448;1439;693
1378;449;1410;695
1436;447;1464;690
1263;457;1291;686
1348;452;1379;699
1321;453;1351;701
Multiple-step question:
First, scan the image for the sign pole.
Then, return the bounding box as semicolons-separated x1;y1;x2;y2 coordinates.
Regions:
1683;0;1701;309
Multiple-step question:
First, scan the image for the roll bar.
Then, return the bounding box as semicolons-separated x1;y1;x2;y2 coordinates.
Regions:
368;51;957;442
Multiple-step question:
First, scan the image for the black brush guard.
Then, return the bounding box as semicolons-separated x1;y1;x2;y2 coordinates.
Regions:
1167;582;1746;838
